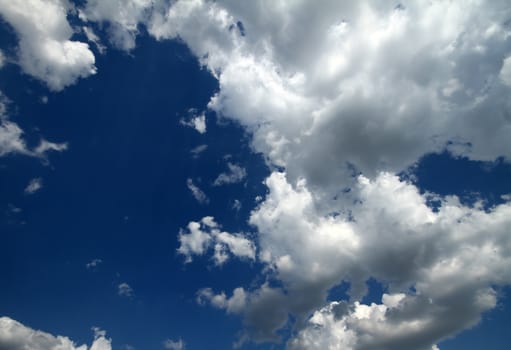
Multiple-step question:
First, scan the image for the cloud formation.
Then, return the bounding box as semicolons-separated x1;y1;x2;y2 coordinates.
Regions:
213;162;246;186
0;93;67;158
186;178;209;204
0;316;111;350
16;0;511;348
178;216;255;265
117;0;511;347
0;0;96;91
24;178;43;194
180;111;207;134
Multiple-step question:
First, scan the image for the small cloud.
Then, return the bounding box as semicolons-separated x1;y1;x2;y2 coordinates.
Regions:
187;178;209;204
91;327;106;338
0;50;5;68
83;26;107;54
213;163;247;186
190;144;208;158
8;204;22;213
34;139;68;154
40;96;48;104
232;199;242;211
163;338;185;350
86;258;103;270
118;282;134;298
180;110;206;134
24;178;42;194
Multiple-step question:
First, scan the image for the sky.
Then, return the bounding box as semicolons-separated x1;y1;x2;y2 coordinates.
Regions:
0;1;511;350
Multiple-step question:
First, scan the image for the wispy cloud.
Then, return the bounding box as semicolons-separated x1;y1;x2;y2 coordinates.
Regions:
24;178;42;195
187;178;209;204
213;163;246;186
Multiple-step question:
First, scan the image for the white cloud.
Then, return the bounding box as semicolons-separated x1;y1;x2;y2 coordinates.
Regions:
24;178;42;195
0;93;68;158
178;216;255;265
118;282;134;298
0;316;111;350
0;49;5;68
83;26;106;54
0;0;96;91
163;338;185;350
86;258;103;270
186;178;209;204
180;111;207;134
213;162;246;186
78;0;511;347
82;0;154;51
232;199;241;211
190;144;208;158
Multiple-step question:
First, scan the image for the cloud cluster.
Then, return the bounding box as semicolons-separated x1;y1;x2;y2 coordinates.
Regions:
5;0;511;348
178;216;255;265
0;0;96;91
0;316;111;350
147;0;511;347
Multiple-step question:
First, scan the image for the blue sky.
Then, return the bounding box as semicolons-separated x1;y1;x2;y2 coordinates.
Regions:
0;1;511;350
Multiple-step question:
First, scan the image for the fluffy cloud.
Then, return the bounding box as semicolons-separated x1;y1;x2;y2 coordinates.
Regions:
213;162;246;186
180;111;207;134
0;0;96;91
78;0;511;347
0;316;111;350
178;216;255;265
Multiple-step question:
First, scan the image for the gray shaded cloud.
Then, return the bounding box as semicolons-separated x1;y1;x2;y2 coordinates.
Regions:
0;316;111;350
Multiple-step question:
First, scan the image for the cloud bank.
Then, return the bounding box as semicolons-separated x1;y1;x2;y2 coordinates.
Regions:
3;0;511;349
0;316;111;350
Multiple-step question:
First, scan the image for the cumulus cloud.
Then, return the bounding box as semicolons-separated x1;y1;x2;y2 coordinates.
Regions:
80;0;511;347
24;178;43;194
0;50;5;68
0;316;111;350
178;216;255;265
0;0;96;91
180;111;207;134
213;162;246;186
186;178;209;204
163;338;185;350
118;283;134;298
0;93;68;158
